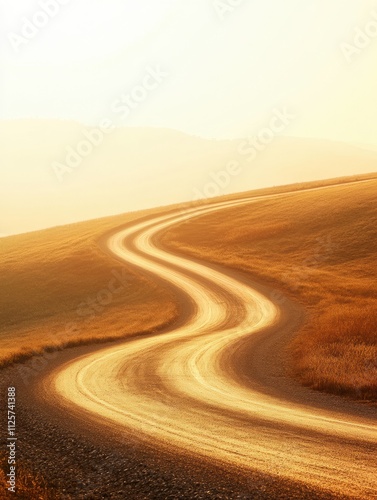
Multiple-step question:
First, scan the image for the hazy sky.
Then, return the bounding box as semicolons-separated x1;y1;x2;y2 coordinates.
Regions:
1;1;377;236
2;0;377;141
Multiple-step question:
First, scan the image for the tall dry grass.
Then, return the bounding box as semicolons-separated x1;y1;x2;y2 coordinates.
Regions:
291;304;377;399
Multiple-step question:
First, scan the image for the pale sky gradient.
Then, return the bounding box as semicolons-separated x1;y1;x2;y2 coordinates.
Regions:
2;0;377;141
1;0;377;235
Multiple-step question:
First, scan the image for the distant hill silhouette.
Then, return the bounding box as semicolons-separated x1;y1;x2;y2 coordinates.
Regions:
1;119;376;235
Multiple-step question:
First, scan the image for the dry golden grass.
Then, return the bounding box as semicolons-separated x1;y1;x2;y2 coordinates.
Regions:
0;206;179;368
161;176;377;400
292;304;377;399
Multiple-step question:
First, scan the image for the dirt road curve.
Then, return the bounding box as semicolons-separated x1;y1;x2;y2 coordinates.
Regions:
41;191;377;499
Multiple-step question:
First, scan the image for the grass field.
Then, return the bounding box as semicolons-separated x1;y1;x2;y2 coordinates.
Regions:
1;174;376;398
161;176;377;400
1;174;376;498
0;207;178;369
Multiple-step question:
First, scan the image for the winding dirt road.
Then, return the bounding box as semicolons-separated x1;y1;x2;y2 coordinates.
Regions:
43;193;377;499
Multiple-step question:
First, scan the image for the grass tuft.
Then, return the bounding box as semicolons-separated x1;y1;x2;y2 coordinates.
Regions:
0;452;57;499
291;305;377;399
